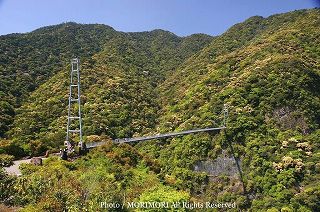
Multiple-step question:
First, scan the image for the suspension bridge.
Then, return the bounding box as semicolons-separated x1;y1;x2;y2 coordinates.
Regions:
65;58;228;153
86;126;227;149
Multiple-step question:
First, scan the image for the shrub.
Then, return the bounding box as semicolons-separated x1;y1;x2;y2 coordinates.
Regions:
0;154;14;167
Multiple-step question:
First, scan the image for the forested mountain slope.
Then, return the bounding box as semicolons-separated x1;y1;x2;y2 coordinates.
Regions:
0;23;118;137
148;8;320;211
0;24;212;155
0;8;319;212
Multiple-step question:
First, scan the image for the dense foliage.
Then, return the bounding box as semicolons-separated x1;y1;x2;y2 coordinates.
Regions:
0;8;319;211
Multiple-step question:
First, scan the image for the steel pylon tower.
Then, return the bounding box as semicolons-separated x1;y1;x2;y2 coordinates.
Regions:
223;104;228;127
65;58;83;152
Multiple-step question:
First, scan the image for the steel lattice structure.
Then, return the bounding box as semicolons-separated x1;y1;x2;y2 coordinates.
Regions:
65;58;83;152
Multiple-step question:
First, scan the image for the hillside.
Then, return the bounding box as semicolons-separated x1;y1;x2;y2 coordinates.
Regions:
0;23;118;137
148;8;320;211
0;24;212;155
1;8;320;211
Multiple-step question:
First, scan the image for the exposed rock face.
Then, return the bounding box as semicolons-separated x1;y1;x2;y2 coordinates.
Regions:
30;157;42;166
194;151;240;177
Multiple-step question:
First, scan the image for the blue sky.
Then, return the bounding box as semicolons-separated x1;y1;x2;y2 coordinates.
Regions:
0;0;318;36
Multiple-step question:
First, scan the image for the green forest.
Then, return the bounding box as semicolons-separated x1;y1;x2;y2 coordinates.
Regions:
1;8;320;211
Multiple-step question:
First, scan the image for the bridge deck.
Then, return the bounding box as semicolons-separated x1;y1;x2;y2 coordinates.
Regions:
86;126;226;149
